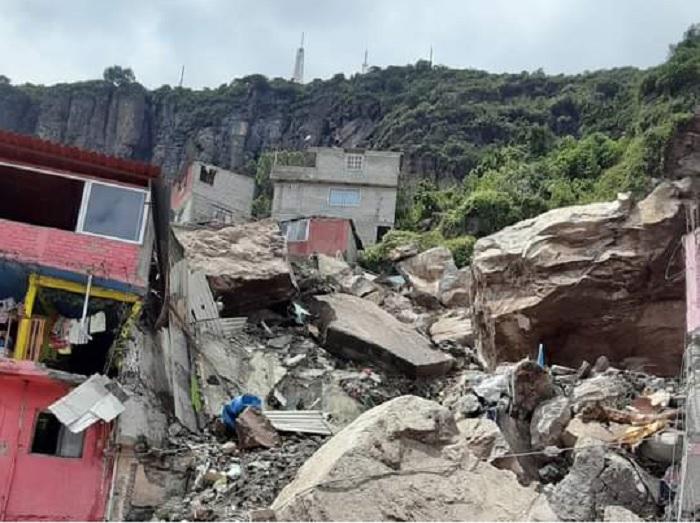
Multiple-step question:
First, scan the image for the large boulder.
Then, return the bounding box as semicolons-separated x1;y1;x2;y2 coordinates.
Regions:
470;181;691;376
429;309;474;346
312;294;454;377
272;396;555;521
174;220;297;313
397;247;470;308
548;439;658;521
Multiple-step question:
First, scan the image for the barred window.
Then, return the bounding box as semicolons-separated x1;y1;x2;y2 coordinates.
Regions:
345;154;364;171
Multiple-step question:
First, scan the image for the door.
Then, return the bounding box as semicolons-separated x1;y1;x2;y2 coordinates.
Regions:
1;377;111;521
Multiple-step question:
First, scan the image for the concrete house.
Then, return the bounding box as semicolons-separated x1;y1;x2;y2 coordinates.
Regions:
270;147;401;246
0;130;161;521
171;161;255;226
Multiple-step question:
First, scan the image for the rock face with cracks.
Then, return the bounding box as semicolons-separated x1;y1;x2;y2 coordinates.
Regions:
312;293;454;377
470;180;691;376
174;219;297;314
272;395;555;521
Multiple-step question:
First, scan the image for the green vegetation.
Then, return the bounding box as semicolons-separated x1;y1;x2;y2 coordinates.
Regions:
103;65;136;86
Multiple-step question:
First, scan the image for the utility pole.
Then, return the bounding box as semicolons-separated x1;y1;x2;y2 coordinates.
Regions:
178;65;185;88
362;49;369;74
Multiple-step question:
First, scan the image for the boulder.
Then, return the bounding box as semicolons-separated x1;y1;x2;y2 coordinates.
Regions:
470;181;690;376
511;360;555;417
572;373;633;410
235;407;280;449
312;294;454;377
174;220;297;314
272;396;555;521
397;247;470;308
531;396;571;449
549;440;657;521
603;506;642;521
458;417;526;480
429;309;474;346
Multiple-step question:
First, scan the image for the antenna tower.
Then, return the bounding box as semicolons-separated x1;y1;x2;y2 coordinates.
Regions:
292;32;305;83
362;49;369;74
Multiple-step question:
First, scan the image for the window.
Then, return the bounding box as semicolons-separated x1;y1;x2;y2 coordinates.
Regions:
376;226;391;242
31;412;84;458
78;182;147;243
329;188;361;207
199;165;216;185
345;154;364;171
282;219;309;242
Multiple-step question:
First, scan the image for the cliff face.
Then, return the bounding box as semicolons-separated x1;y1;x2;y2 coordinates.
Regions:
0;80;383;180
0;66;643;183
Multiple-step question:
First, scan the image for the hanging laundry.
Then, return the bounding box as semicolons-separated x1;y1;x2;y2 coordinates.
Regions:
68;319;91;345
89;311;106;334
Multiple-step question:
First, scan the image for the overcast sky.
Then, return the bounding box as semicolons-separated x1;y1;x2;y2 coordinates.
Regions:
1;0;698;89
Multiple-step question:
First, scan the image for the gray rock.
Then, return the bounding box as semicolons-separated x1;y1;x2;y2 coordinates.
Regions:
639;429;684;465
268;335;293;349
511;359;555;417
272;396;556;521
603;506;642;521
593;355;611;373
454;393;482;417
312;293;454;377
572;373;633;410
473;373;509;404
531;396;571;449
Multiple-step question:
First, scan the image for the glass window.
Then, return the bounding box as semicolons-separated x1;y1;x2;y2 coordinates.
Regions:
31;412;84;458
80;182;146;242
346;154;364;171
329;188;361;207
283;219;309;242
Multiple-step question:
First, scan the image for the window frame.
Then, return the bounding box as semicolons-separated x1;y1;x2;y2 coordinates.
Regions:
76;179;149;244
328;188;362;207
345;154;364;172
283;219;310;243
30;411;85;459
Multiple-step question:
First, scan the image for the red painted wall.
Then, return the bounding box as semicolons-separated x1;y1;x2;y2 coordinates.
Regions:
170;165;194;211
0;218;144;288
287;218;350;258
0;361;111;521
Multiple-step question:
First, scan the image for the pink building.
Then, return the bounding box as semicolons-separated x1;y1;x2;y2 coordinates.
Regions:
281;216;362;262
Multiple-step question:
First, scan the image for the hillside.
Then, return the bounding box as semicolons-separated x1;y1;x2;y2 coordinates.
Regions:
0;25;698;266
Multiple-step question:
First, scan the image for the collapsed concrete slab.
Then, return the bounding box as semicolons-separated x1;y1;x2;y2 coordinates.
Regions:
471;180;692;376
174;220;297;314
272;396;555;521
312;293;454;377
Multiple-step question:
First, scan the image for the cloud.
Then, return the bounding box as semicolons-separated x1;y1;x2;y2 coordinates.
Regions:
0;0;698;89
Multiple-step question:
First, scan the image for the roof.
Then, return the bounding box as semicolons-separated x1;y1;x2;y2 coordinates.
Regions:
0;130;160;187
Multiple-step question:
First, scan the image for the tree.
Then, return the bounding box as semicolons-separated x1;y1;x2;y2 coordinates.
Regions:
103;66;136;86
0;75;10;85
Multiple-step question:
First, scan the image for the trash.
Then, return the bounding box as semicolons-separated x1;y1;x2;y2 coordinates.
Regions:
235;407;280;449
221;394;263;431
616;420;667;447
291;302;310;325
537;343;545;368
226;463;242;479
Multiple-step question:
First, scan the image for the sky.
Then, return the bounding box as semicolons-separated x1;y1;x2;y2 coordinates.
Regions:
1;0;698;89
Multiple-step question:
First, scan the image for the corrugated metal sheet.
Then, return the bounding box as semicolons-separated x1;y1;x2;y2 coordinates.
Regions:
220;317;247;337
264;410;332;435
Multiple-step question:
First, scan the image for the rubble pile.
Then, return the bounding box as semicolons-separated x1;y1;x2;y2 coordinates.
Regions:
139;200;691;521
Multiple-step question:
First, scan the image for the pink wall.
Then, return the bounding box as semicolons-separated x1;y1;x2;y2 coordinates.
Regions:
686;231;700;332
170;165;193;211
0;360;112;521
287;218;351;258
0;218;144;288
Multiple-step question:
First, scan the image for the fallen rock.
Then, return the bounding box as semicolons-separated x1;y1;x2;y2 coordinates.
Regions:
272;396;555;521
511;359;555;417
561;416;629;447
572;373;633;410
603;506;642;521
549;439;657;520
397;246;460;307
457;416;526;480
531;396;571;449
473;373;509;404
470;181;689;376
235;407;281;449
639;429;684;465
312;294;454;377
387;243;419;261
429;309;474;346
175;220;297;314
453;392;482;418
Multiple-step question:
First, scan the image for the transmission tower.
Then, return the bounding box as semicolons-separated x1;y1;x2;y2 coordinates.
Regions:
292;32;305;84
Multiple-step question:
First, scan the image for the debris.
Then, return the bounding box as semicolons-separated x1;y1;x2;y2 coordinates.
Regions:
264;410;333;436
617;420;667;447
572;373;633;410
48;374;128;433
473;373;509;404
603;505;643;521
271;396;555;521
268;335;293;349
387;244;418;262
396;246;459;307
222;394;263;431
639;429;684;465
312;293;454;377
593;355;611;374
291;302;310;325
429;309;474;346
236;407;281;449
530;396;572;449
511;359;555;417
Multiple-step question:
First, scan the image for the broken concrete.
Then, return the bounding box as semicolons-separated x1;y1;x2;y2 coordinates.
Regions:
174;220;298;314
471;180;690;375
272;396;555;521
312;293;454;377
